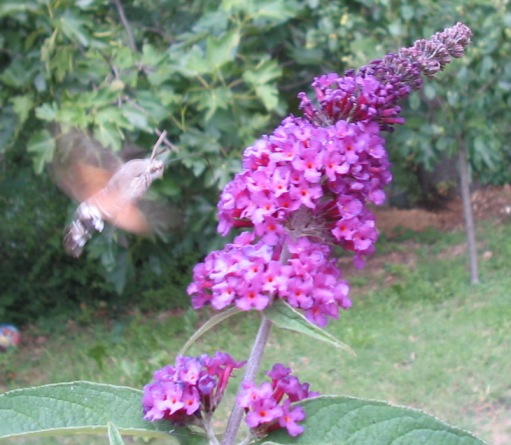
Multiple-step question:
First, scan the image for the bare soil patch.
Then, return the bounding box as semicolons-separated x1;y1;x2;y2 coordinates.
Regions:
375;185;511;235
339;185;511;290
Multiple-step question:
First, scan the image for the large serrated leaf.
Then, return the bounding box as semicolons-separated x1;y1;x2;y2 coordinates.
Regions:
242;60;283;86
206;30;241;71
255;84;279;111
265;300;354;354
94;122;123;151
259;396;487;445
27;129;56;174
10;94;34;127
0;381;181;441
58;11;91;46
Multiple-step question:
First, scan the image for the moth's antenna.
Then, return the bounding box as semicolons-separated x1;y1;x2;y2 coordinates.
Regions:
157;129;180;152
150;130;168;161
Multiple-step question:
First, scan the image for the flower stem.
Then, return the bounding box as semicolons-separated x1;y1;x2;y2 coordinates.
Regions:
221;240;291;444
221;315;273;445
202;414;221;445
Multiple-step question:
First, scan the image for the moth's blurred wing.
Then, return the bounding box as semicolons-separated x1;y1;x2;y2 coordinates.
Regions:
49;126;123;201
63;163;114;202
89;190;150;234
138;199;184;237
113;204;151;234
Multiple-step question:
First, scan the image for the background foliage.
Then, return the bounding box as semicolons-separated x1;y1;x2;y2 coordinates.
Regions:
1;0;510;323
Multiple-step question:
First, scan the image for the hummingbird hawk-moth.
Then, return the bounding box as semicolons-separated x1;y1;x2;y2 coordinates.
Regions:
49;127;171;257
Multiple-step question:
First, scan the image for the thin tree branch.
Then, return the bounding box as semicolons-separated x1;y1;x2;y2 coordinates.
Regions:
112;0;137;52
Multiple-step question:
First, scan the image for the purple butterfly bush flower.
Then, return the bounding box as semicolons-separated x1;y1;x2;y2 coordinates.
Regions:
142;352;245;426
142;22;472;440
238;363;318;438
188;231;350;326
188;23;472;328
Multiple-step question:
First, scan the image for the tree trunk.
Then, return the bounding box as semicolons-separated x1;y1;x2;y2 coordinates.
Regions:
458;137;479;284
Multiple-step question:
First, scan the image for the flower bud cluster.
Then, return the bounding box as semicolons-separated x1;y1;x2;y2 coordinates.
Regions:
142;352;245;425
299;73;409;131
300;22;472;132
238;364;318;438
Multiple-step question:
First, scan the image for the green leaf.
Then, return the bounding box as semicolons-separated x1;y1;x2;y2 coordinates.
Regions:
10;94;34;127
206;29;241;71
242;59;282;86
0;2;39;17
94;123;123;151
179;128;222;157
180;45;210;75
202;87;232;121
255;84;279;111
290;47;323;65
259;396;486;444
192;10;229;34
95;107;132;129
180;307;243;355
408;93;420;111
0;106;17;151
0;59;37;88
447;90;459;107
141;43;166;67
50;47;75;82
108;422;126;445
0;382;175;440
264;300;354;354
87;344;108;371
27;129;56;174
158;87;183;107
147;61;177;86
472;135;496;170
58;11;91;47
222;0;302;25
251;0;302;26
103;248;133;295
400;4;415;20
122;105;151;132
35;103;59;122
136;90;169;123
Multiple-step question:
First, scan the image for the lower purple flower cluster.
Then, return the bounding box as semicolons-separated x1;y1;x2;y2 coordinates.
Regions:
142;352;245;424
239;364;318;438
142;354;315;439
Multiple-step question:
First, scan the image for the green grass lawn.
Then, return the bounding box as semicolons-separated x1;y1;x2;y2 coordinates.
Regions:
2;221;511;444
